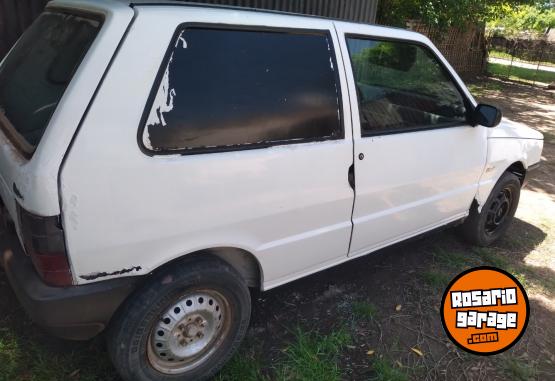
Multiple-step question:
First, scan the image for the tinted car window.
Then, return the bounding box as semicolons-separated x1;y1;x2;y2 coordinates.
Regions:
143;27;342;153
0;12;101;154
346;38;467;135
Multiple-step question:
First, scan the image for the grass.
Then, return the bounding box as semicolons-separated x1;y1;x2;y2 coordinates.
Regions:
488;62;555;84
208;326;355;381
472;246;555;298
275;327;351;381
500;356;537;381
489;50;514;61
489;50;555;68
0;332;19;381
0;330;115;381
472;247;509;269
432;248;469;269
352;301;378;321
467;81;503;97
370;358;408;381
215;351;267;381
0;323;352;381
422;269;450;289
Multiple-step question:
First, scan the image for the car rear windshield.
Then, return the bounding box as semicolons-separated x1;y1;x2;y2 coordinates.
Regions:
0;11;101;156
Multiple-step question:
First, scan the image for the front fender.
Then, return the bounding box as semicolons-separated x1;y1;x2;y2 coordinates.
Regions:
475;135;543;210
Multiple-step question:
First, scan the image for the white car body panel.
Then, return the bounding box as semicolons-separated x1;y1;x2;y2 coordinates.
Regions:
0;0;134;226
60;6;355;286
0;0;544;291
334;22;488;257
476;119;544;208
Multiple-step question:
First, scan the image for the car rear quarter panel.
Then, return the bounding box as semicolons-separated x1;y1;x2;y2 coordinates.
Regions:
0;0;133;223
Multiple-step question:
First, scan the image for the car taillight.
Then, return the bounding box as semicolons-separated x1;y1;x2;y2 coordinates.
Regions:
17;204;73;287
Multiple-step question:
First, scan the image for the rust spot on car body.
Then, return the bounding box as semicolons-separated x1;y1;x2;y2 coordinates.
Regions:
79;266;142;280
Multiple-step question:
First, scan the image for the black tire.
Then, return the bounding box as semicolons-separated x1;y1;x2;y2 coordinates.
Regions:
107;256;251;381
460;172;521;246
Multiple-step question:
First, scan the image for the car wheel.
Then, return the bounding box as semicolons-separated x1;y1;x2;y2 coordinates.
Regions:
107;256;251;381
460;172;521;247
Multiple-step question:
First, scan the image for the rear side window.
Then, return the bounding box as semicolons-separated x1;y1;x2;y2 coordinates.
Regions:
0;11;101;156
346;37;467;135
143;27;342;153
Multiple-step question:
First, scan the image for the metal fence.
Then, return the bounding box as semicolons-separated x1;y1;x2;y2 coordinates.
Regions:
486;36;555;87
405;21;487;78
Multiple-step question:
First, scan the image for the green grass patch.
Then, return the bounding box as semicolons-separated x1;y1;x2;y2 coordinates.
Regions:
370;358;408;381
473;248;509;269
489;50;555;68
511;266;555;296
489;50;513;61
215;351;267;381
422;270;450;289
275;327;351;381
472;248;555;296
511;270;530;290
466;81;503;97
433;248;470;269
488;62;555;84
500;356;537;381
352;301;378;321
0;329;116;381
0;331;20;381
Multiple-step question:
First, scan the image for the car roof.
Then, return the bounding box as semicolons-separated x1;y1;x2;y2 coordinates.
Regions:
123;0;404;30
50;0;421;41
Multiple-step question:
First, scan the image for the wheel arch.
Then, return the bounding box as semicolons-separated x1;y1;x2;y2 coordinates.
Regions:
149;247;264;290
475;160;527;212
505;161;526;185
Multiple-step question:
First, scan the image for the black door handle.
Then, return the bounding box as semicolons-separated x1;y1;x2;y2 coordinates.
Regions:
13;183;23;200
348;164;355;190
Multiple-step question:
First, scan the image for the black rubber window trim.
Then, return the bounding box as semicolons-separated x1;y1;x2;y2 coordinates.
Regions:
344;33;476;138
137;23;346;157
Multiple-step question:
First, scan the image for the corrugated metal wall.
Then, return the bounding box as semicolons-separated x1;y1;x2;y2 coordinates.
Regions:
0;0;378;59
185;0;378;23
0;0;48;59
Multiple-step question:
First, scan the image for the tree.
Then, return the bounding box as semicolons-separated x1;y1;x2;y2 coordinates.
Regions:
488;2;555;36
377;0;537;28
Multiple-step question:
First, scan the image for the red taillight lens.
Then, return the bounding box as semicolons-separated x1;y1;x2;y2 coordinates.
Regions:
18;205;73;287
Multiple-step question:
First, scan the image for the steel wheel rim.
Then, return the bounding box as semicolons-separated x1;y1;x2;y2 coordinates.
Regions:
485;187;513;235
147;289;231;375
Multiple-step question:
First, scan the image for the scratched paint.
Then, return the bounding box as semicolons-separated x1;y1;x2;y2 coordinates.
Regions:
145;53;176;127
144;32;190;149
80;266;142;281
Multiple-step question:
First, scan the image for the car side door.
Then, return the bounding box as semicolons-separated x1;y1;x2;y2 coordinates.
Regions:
334;23;488;257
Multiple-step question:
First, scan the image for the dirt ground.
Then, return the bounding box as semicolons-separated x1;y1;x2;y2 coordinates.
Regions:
0;78;554;381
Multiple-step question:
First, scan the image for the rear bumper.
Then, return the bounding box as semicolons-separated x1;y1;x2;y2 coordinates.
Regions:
1;226;140;340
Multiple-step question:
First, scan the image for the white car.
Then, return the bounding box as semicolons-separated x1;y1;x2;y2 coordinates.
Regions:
0;1;543;380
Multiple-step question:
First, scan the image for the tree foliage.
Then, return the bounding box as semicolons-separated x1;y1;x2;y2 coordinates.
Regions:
488;3;555;35
377;0;538;28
